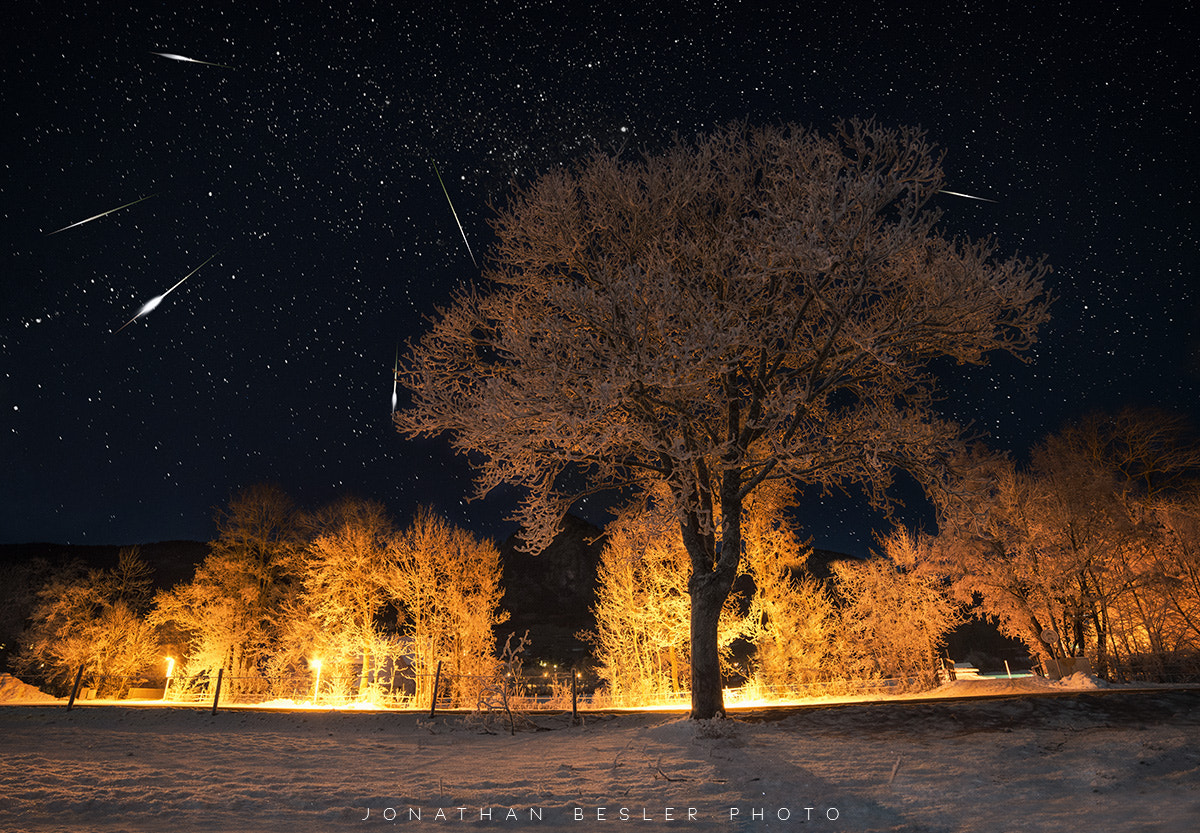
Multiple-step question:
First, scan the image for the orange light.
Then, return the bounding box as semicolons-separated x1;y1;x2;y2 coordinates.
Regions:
311;659;323;705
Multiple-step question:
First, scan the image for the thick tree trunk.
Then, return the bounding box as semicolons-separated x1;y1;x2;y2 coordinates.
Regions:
677;465;743;719
688;570;732;719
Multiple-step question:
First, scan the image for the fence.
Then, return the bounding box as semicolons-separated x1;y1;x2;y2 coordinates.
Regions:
49;666;590;716
34;662;1063;715
1106;651;1200;685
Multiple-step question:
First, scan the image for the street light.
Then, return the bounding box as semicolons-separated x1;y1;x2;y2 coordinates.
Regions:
311;659;323;705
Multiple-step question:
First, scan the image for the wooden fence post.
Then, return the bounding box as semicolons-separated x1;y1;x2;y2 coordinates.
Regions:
571;670;578;719
211;668;224;715
66;667;85;711
429;661;442;718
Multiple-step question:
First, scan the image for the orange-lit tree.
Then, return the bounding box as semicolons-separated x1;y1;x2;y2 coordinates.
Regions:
590;494;741;705
932;411;1200;678
154;484;306;690
739;487;839;693
18;548;159;696
833;529;962;686
387;508;507;706
298;497;401;699
1151;494;1200;668
398;120;1050;718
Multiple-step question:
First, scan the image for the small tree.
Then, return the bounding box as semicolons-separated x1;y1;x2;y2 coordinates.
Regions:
833;529;962;687
17;548;159;696
387;508;508;706
739;489;839;692
590;497;700;704
398;120;1050;717
298;497;401;697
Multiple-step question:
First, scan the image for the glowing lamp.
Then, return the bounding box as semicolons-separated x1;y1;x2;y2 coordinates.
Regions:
311;659;323;704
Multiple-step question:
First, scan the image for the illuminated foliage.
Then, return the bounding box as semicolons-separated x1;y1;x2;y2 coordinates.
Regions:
399;120;1050;717
153;484;305;685
17;548;159;695
740;487;839;690
590;496;699;704
298;497;400;696
833;530;962;686
387;507;508;706
933;410;1200;679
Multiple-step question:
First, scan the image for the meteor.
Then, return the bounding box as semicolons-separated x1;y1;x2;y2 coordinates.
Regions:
47;194;156;235
115;251;219;333
938;189;997;203
391;347;399;413
150;51;233;69
431;160;478;268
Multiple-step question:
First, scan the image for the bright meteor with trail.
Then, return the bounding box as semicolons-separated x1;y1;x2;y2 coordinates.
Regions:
939;189;997;203
150;51;233;69
391;346;400;413
114;252;220;333
46;194;156;235
431;160;478;268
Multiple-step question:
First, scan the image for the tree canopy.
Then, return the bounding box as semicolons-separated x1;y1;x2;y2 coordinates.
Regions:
398;119;1051;717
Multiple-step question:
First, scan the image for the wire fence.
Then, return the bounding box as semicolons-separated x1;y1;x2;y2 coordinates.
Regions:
43;666;958;715
35;651;1199;716
49;666;592;715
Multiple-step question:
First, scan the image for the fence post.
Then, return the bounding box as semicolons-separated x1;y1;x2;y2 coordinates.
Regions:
66;667;85;711
211;668;224;715
571;670;578;719
429;661;442;718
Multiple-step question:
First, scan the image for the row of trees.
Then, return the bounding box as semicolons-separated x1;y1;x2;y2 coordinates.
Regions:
926;409;1200;680
15;487;507;704
13;409;1199;705
589;484;961;704
14;482;965;706
588;408;1200;702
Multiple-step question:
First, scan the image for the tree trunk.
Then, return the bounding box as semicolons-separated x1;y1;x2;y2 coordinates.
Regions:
688;570;733;719
677;466;743;719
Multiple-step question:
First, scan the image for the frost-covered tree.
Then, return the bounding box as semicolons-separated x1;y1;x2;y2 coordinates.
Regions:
833;529;962;686
17;548;159;695
589;497;701;704
398;120;1050;718
299;497;400;695
739;486;839;691
387;508;507;706
153;484;305;684
933;411;1200;677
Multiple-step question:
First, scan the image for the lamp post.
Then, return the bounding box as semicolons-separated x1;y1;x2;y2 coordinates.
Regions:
163;657;175;701
311;659;323;705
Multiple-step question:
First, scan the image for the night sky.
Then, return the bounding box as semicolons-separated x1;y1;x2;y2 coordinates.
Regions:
2;2;1195;555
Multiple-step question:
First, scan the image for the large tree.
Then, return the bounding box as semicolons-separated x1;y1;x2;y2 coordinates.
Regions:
398;120;1050;718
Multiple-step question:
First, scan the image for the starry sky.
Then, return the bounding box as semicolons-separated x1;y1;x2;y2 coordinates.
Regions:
2;1;1195;555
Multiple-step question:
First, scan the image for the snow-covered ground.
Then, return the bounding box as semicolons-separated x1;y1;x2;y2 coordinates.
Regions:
2;673;1197;832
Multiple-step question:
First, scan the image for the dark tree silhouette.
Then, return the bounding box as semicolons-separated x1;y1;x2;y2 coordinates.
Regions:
397;120;1050;718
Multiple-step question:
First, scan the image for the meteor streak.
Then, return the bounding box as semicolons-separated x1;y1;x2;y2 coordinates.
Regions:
151;51;233;69
47;194;156;235
431;160;478;268
391;346;399;413
938;189;997;203
115;251;219;333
